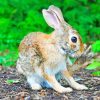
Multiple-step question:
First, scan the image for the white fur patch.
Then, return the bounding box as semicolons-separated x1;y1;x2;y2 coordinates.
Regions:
45;61;66;75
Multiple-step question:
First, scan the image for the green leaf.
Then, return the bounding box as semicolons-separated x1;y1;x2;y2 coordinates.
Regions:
92;71;100;76
86;61;100;70
6;79;20;84
92;40;100;53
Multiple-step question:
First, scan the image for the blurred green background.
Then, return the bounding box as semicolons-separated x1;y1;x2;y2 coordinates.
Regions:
0;0;100;67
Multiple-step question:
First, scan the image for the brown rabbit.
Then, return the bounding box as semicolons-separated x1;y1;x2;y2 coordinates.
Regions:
16;5;88;93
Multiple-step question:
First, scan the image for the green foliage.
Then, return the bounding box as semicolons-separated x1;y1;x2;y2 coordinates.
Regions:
86;40;100;76
92;40;100;52
86;60;100;76
86;61;100;70
0;49;18;67
92;71;100;76
0;0;100;67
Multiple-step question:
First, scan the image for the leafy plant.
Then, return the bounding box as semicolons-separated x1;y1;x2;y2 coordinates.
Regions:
86;60;100;76
0;49;18;67
86;61;100;70
86;40;100;76
92;40;100;53
92;71;100;76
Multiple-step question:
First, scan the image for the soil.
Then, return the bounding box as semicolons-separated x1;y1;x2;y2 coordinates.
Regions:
0;67;100;100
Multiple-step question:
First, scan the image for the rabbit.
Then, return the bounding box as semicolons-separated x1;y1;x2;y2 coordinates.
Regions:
16;5;88;93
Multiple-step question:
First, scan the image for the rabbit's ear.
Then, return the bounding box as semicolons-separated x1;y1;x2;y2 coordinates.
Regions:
48;5;64;22
42;9;60;29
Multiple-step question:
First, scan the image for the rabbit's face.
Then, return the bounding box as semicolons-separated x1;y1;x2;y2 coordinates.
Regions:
58;24;84;58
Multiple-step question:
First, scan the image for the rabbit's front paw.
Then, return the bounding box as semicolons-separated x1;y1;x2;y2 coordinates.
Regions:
57;87;73;93
74;84;88;90
31;84;42;90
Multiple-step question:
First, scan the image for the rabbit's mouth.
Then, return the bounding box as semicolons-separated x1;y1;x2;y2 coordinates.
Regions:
69;50;83;58
60;46;77;55
61;47;69;53
68;48;82;58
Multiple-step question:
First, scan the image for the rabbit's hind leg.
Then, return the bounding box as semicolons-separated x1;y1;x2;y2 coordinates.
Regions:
27;74;42;90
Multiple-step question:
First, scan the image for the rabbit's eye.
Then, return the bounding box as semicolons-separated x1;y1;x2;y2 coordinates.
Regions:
71;36;77;43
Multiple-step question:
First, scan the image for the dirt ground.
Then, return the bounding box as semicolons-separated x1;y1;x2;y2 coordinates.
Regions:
0;67;100;100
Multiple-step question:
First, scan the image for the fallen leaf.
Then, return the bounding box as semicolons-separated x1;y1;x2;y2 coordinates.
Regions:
6;79;20;84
